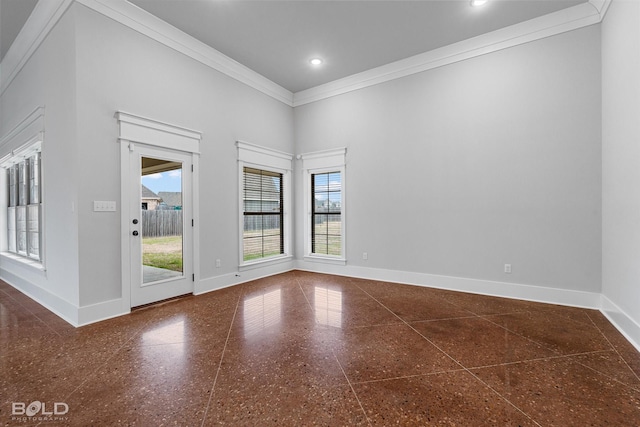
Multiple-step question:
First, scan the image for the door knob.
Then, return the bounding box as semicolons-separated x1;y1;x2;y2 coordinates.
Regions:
132;230;139;236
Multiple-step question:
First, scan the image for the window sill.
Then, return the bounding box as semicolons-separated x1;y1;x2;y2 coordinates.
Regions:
239;254;293;272
0;252;46;275
303;255;346;266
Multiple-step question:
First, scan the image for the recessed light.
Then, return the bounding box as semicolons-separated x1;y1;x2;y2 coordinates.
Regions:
471;0;488;6
310;58;323;66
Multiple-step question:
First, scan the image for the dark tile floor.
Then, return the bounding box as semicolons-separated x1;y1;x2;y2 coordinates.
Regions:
1;270;640;426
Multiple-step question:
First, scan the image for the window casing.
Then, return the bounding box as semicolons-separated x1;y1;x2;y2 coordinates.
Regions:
301;148;346;264
237;141;292;268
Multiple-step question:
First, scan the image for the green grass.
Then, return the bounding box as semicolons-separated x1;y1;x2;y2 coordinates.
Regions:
243;250;282;262
313;221;342;256
242;228;283;261
143;236;182;245
142;236;183;272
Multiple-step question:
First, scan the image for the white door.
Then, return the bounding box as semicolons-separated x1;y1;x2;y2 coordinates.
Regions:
129;144;193;307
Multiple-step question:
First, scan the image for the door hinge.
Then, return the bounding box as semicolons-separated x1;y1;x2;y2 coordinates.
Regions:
192;274;195;282
192;219;194;227
191;164;194;172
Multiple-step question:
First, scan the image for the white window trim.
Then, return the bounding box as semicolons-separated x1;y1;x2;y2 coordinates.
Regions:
0;107;46;272
300;147;347;265
237;141;293;269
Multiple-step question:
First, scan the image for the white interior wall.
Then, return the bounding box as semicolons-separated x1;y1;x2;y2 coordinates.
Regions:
294;26;602;298
73;4;295;308
5;2;640;349
601;0;640;347
0;10;80;320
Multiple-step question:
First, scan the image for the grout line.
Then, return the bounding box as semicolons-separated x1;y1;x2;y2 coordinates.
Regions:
348;368;468;385
465;349;611;371
199;290;242;427
355;284;469;368
585;312;640;385
480;313;570;356
407;314;481;323
62;315;158;402
349;349;616;387
331;348;373;427
574;356;640;393
295;275;317;316
356;283;543;427
462;367;544;427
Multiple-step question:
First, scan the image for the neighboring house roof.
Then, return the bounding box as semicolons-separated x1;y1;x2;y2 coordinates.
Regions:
142;184;160;199
158;191;182;207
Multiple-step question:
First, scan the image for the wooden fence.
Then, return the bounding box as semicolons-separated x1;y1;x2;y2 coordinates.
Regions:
244;215;281;232
142;210;183;238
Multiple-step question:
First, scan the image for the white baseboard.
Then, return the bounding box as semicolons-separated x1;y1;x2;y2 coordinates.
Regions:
5;258;639;354
600;295;640;353
0;268;79;326
77;298;130;327
195;260;294;295
295;260;601;309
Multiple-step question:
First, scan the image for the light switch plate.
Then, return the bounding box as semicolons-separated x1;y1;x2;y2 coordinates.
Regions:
94;201;116;212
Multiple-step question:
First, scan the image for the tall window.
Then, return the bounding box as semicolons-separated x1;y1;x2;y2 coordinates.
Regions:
242;167;284;261
301;148;346;264
6;150;41;261
237;141;292;267
311;171;342;256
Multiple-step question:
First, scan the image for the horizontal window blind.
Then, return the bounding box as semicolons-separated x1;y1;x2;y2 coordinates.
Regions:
243;167;284;261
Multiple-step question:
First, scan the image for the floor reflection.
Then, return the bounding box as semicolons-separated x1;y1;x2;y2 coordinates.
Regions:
243;289;282;337
141;318;186;361
0;302;12;328
314;287;342;328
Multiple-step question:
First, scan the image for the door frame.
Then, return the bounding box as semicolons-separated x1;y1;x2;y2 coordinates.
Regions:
116;112;201;310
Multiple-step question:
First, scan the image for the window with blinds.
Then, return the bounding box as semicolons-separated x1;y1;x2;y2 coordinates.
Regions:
243;167;284;261
311;171;341;256
6;151;41;261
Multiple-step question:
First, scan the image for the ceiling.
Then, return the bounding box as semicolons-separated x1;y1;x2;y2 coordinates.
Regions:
0;0;38;61
2;0;589;93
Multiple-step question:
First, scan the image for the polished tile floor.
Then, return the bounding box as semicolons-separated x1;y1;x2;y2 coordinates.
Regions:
2;271;640;426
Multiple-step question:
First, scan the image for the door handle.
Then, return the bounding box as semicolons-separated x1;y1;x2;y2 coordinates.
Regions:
132;219;138;224
132;230;139;236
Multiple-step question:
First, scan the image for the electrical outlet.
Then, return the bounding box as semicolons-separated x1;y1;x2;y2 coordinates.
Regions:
504;264;512;274
362;252;368;260
216;259;221;268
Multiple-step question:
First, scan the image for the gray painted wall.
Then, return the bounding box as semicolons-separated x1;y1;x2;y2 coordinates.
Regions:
0;10;80;306
294;25;602;293
602;0;640;328
73;4;295;306
0;3;613;323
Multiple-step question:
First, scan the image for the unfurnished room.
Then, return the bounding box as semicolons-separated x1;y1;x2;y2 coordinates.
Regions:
0;0;639;425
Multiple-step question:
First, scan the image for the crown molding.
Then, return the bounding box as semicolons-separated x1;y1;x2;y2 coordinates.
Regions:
0;0;293;106
0;0;611;108
293;0;611;107
0;0;73;96
76;0;294;106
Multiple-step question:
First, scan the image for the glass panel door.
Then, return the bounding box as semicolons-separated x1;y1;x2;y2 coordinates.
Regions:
141;158;184;284
130;144;193;307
